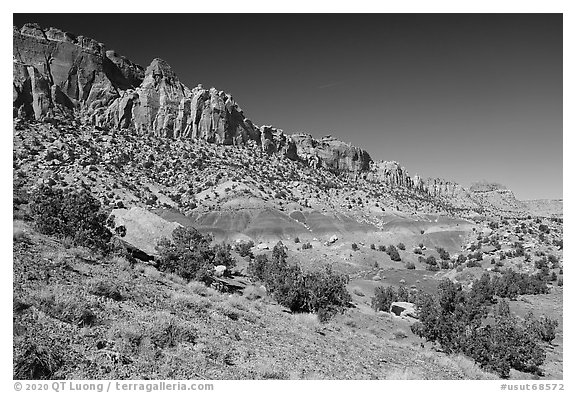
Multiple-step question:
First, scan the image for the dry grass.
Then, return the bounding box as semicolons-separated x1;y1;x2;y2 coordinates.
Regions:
170;291;212;313
385;368;424;380
242;285;265;300
110;255;132;270
291;313;320;329
187;280;221;299
448;354;498;380
143;265;161;279
32;286;98;327
393;329;408;339
166;272;186;285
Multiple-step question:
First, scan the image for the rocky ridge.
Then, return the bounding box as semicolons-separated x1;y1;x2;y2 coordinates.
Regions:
12;23;554;218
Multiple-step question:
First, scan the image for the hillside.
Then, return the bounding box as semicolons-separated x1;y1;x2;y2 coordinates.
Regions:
12;22;563;381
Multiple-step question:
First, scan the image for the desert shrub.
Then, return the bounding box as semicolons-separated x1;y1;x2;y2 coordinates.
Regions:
437;247;450;261
534;258;548;270
370;243;376;250
33;288;97;327
397;243;406;251
88;279;123;301
523;312;559;345
371;286;398;312
294;237;300;243
351;243;359;251
466;259;481;268
248;242;351;320
406;261;416;270
410;321;425;338
235;240;254;258
148;313;197;349
558;277;563;287
413;247;423;255
493;269;549;299
14;334;65;379
416;280;545;377
387;245;401;261
155;226;236;285
378;245;387;252
247;254;270;281
301;242;313;250
29;186;113;252
547;254;559;267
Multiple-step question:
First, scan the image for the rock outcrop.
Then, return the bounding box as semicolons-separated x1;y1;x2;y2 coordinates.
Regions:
12;23;535;216
291;133;371;174
13;23;373;175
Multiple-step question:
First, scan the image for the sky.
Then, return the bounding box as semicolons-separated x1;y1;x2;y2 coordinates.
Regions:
12;14;563;200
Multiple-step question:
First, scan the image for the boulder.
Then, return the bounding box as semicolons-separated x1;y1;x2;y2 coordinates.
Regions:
390;301;418;320
111;207;181;257
214;265;227;277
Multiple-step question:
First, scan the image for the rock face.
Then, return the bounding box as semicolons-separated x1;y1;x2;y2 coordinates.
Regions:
111;207;181;257
13;23;371;174
291;133;371;174
12;23;535;215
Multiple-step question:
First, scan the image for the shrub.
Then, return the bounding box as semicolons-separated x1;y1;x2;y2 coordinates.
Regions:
413;247;423;255
248;242;351;320
406;261;416;270
371;286;398;312
370;243;376;250
34;289;97;327
351;243;359;251
88;279;123;301
235;240;254;258
14;334;64;379
155;226;236;285
437;247;450;261
294;237;300;244
523;313;559;345
247;254;269;281
378;245;386;252
397;243;406;251
301;242;313;250
387;245;401;261
29;186;113;252
415;279;545;378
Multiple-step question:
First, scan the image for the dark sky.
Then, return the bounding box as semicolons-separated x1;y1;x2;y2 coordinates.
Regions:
13;14;563;200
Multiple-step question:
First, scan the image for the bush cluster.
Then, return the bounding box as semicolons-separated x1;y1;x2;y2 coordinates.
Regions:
248;242;351;321
414;279;548;377
371;284;417;312
234;240;254;258
155;226;236;285
29;186;113;252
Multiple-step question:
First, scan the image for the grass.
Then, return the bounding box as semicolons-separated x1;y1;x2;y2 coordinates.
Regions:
88;278;124;301
385;368;423;380
32;286;98;327
393;329;408;339
13;221;562;380
292;312;320;329
170;291;212;313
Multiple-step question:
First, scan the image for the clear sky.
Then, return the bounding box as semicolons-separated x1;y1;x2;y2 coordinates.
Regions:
13;14;563;200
